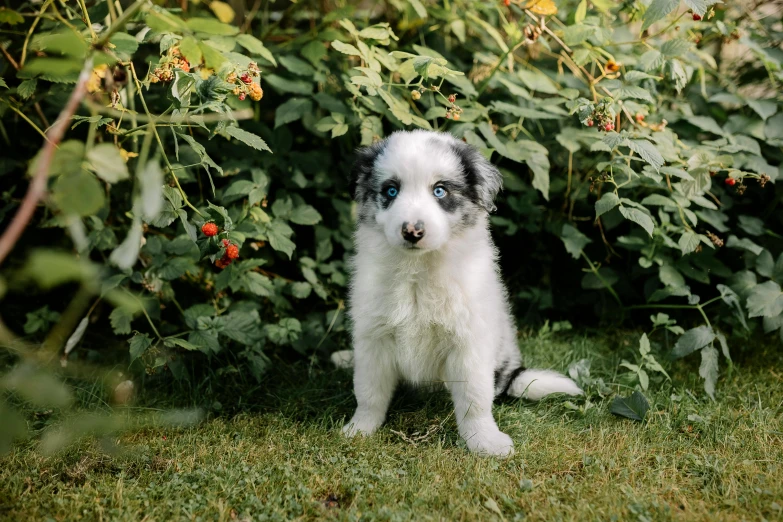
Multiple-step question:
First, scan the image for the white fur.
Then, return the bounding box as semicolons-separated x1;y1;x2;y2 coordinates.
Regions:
342;131;582;457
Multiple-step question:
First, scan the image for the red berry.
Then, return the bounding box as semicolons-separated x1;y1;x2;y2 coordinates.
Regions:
504;0;510;6
692;13;701;21
635;113;644;122
445;112;452;119
241;73;252;84
725;177;736;186
222;239;230;247
215;255;231;269
448;94;456;104
239;93;246;101
604;123;614;131
226;244;239;260
201;222;218;237
586;119;594;127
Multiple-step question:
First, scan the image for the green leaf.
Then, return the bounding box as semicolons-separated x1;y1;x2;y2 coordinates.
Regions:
0;8;25;25
642;0;680;31
264;74;313;95
746;281;783;318
660;39;691;58
236;34;277;66
179;36;203;65
331;40;362;56
225;126;271;153
699;346;719;400
109;32;138;58
17;79;37;99
517;70;559;94
615;86;654;104
129;333;153;362
289;205;322;225
267;221;296;259
408;0;428;18
274;98;313;128
185;17;239;35
688;116;724;136
52;170;105;217
86;144;130;183
628;139;664;171
683;0;720;16
560;224;592;259
279;55;315;76
177;133;223;176
610;391;649;422
672;326;715;359
595;192;620;218
678;231;700;255
575;0;587;23
197;41;227;70
619;205;654;237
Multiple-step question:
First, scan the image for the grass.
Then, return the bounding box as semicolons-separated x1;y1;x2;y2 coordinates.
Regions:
1;330;782;521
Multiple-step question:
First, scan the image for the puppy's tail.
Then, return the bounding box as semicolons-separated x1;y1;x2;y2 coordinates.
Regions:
503;368;583;401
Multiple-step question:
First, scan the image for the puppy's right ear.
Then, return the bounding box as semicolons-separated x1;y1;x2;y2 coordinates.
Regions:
349;141;385;202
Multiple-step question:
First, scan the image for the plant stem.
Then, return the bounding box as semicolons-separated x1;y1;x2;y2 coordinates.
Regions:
580;251;623;307
7;104;53;145
129;62;205;218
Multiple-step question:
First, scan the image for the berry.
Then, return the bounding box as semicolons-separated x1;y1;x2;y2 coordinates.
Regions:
241;73;252;84
215;255;231;269
411;90;421;101
725;177;736;186
453;113;461;121
226;244;240;260
448;94;456;104
586;119;594;127
604;123;614;131
709;171;717;177
635;113;644;122
504;0;510;5
222;239;230;247
692;13;702;21
239;92;246;101
605;60;620;73
201;222;218;237
445;112;452;119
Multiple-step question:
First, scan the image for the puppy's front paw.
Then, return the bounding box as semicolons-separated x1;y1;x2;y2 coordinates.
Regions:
342;413;384;437
464;426;514;457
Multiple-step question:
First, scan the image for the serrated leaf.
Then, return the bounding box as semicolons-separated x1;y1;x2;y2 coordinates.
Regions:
225;126;271;153
699;345;719;400
678;231;700;255
628;139;664;171
179;36;202;65
331;40;362;56
236;34;276;66
661;39;691;58
186;17;239;35
615;86;654;103
86;143;130;183
129;333;153;362
17;78;37;99
746;281;783;318
610;391;649;422
619;205;654;237
289;205;322;225
274;97;313;128
642;0;680;31
672;326;715;359
560;224;591;259
595;192;620;218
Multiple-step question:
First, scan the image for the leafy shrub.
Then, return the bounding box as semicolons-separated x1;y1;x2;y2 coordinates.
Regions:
0;0;781;430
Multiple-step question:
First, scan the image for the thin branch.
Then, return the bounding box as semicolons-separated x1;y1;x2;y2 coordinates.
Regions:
0;58;94;267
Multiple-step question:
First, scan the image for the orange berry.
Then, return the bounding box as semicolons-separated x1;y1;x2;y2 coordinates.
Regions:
201;222;218;236
226;244;239;260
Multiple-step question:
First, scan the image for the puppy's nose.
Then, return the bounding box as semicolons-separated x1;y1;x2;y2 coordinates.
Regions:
401;221;425;243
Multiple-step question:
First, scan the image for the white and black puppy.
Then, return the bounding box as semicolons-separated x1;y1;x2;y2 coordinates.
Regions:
340;130;582;456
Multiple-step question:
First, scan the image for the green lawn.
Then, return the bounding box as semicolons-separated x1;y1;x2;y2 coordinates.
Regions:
2;331;782;521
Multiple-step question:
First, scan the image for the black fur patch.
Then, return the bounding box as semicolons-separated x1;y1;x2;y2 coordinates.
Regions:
434;180;467;214
447;140;502;213
378;178;400;210
349;141;388;204
500;366;527;396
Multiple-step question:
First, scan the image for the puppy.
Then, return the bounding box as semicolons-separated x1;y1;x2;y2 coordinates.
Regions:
341;130;582;456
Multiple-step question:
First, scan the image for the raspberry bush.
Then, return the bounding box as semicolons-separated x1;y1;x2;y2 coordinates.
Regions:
0;0;781;450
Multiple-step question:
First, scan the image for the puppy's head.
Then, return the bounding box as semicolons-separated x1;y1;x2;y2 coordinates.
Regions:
350;130;502;252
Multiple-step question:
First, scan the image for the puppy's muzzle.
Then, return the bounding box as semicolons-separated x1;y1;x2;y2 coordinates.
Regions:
401;221;425;244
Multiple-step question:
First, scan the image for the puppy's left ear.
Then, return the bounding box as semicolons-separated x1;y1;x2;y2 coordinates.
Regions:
349;141;385;202
451;141;503;213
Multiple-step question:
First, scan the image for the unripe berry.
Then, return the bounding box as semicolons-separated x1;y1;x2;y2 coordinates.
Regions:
411;90;421;100
201;222;218;236
226;244;240;260
453;113;461;121
635;113;644;122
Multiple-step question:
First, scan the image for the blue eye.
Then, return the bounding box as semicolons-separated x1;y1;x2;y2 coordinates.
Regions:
385;186;398;198
433;186;447;198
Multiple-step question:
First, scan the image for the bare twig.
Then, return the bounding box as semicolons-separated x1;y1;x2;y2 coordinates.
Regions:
0;58;93;267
